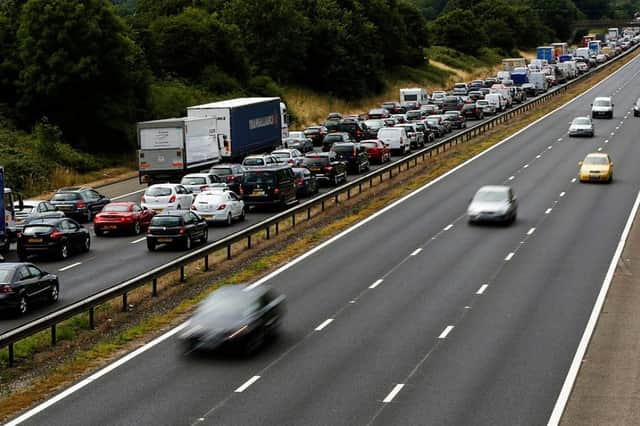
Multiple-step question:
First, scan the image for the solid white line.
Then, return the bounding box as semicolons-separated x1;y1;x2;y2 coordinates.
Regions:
234;376;261;393
58;262;82;272
383;384;405;403
111;188;146;201
410;248;422;256
315;318;334;331
560;192;566;197
527;227;536;236
545;208;553;214
548;191;640;425
443;224;453;231
369;279;383;289
476;284;488;295
505;253;514;261
439;325;454;339
131;237;146;244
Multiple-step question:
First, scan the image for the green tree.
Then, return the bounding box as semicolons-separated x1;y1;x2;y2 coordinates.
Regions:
528;0;579;41
429;9;487;54
573;0;611;19
398;0;430;66
16;0;150;152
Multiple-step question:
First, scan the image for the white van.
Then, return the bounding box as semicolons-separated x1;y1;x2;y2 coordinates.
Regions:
485;93;506;112
377;127;410;154
591;96;614;119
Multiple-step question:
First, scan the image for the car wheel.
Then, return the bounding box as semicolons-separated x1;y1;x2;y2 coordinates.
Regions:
201;227;209;243
59;243;69;260
147;239;156;251
184;235;192;250
333;175;339;186
49;283;60;303
133;221;141;235
83;236;91;252
226;213;232;226
16;294;27;315
240;208;246;221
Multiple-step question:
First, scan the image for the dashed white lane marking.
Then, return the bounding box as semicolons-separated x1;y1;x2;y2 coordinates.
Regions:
571;178;577;183
234;376;261;393
369;279;383;289
620;121;624;124
557;138;563;142
611;132;615;136
131;237;146;244
536;155;541;159
597;147;603;151
508;176;515;180
523;164;529;169
439;325;454;339
315;318;334;331
383;384;405;403
605;139;609;143
59;262;82;272
560;192;566;198
443;224;453;231
546;208;553;214
548;146;553;150
476;284;488;295
112;188;146;201
527;227;536;236
505;253;515;261
616;126;620;130
410;248;422;256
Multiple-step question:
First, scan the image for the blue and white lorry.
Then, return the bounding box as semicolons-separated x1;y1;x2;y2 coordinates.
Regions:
0;167;21;257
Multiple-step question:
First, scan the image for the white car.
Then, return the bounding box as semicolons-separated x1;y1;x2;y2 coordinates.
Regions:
191;190;245;225
271;149;304;166
242;154;279;167
568;117;594;137
591;96;613;119
288;131;306;140
180;173;222;193
141;184;194;212
476;100;496;115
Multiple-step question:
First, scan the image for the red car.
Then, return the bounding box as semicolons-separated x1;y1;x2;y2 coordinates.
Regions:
360;139;391;164
93;202;155;236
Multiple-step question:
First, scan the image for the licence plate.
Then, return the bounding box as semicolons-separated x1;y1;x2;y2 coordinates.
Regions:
28;238;43;243
105;225;117;230
201;214;213;219
157;238;173;243
309;167;321;172
58;205;71;210
252;189;265;196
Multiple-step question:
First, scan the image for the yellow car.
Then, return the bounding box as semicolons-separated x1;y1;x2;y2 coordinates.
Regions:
579;153;613;183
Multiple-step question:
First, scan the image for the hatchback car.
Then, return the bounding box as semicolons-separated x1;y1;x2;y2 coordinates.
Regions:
209;164;245;193
359;139;391;164
242;154;279;167
94;202;155;236
49;187;110;222
303;152;347;186
443;111;467;129
141;184;194;212
180;285;286;353
14;200;64;232
146;210;208;251
282;136;313;153
322;132;353;152
239;165;298;208
18;218;90;261
192;190;245;225
180;173;222;194
467;185;518;225
338;118;368;141
0;263;59;315
303;126;329;146
363;119;386;139
271;148;305;167
568;117;594;137
579;153;613;183
331;142;370;174
292;167;319;197
461;103;484;120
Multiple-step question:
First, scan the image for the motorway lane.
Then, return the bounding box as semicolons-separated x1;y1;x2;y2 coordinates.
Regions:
12;52;640;426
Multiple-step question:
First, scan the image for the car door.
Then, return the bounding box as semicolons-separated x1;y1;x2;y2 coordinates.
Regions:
16;265;39;297
27;264;49;295
63;219;82;251
176;185;193;208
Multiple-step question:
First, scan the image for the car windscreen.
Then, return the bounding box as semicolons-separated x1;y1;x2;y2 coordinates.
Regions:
210;168;232;176
474;190;508;202
324;134;343;142
360;142;378;149
332;145;355;153
584;156;608;165
303;156;329;166
243;158;265;166
365;120;384;128
572;118;591;125
23;225;55;235
151;216;181;226
243;171;276;185
304;128;320;135
593;100;610;107
272;152;290;159
181;177;207;185
146;187;172;197
16;204;35;213
103;204;130;212
51;193;80;201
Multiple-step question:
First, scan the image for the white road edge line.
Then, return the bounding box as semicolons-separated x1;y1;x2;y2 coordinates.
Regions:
382;384;405;403
315;318;334;331
505;253;514;261
369;279;384;289
58;262;82;272
410;248;422;256
131;237;146;244
476;284;488;295
548;190;640;426
438;325;454;339
111;188;146;201
527;227;536;236
234;376;261;393
13;53;638;426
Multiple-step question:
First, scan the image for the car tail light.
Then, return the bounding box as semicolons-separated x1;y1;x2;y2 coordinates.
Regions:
274;187;280;194
191;205;197;210
50;230;62;240
200;185;208;191
169;194;176;203
239;186;244;195
141;195;146;203
178;226;187;234
324;166;333;171
296;178;304;185
0;284;13;294
217;204;227;210
76;201;86;209
226;175;236;181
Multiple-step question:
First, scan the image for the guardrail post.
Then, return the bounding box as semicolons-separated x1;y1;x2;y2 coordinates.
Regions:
180;266;185;282
335;193;339;204
248;235;252;249
347;188;351;200
51;325;57;346
204;255;209;272
276;222;279;235
266;226;270;240
8;343;14;367
307;207;311;220
89;307;95;329
321;200;325;211
122;292;128;312
227;244;232;259
152;278;158;297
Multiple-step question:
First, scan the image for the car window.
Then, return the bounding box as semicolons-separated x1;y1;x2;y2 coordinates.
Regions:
65;220;79;231
37;203;47;213
89;190;101;200
132;204;141;212
17;266;31;281
27;265;42;278
51;193;80;201
146;187;172;197
183;213;194;224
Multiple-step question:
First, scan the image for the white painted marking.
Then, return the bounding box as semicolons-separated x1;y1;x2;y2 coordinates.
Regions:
411;248;422;256
383;384;405;403
571;178;576;183
557;138;563;142
527;227;536;236
597;147;603;152
349;300;356;304
616;126;620;130
545;208;552;214
549;191;640;425
505;252;515;261
315;318;334;331
508;176;515;181
439;325;454;339
548;146;553;150
476;284;488;295
536;155;541;159
560;192;566;198
131;237;146;244
620;121;624;124
443;224;453;231
369;279;383;289
235;376;261;393
58;262;82;272
604;140;609;143
611;132;615;136
523;164;529;169
111;188;146;201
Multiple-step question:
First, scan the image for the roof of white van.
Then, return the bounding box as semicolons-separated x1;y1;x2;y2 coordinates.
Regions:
188;97;281;109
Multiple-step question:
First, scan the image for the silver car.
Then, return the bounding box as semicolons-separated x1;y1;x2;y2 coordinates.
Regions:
568;117;594;137
467;185;517;225
14;200;65;231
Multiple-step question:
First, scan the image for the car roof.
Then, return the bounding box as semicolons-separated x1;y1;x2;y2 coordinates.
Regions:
24;218;66;225
56;186;90;192
183;173;211;178
211;163;241;168
476;185;511;193
156;210;188;217
585;152;609;158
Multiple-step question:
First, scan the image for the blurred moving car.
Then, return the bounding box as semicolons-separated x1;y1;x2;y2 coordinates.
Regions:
94;202;155;236
18;218;91;260
292;167;319;197
0;263;59;315
242;154;279;167
360;139;391;164
192;189;245;225
180;285;286;354
146;210;208;251
568;117;594;137
49;187;110;222
180;173;222;194
467;185;517;225
141;184;194;212
579;153;613;183
14;200;64;232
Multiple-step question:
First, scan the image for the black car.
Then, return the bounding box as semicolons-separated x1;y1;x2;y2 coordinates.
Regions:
322;131;353;152
444;111;467;129
331;142;370;174
381;101;406;114
442;96;463;112
282;137;314;153
338;118;368;141
239;165;297;209
180;285;286;353
303;152;347;186
303;125;329;146
292;167;319;197
49;187;110;222
146;210;208;251
209;163;245;193
414;122;435;143
363;119;386;138
423;117;446;137
17;218;90;261
323;117;342;133
461;103;484;120
0;263;59;315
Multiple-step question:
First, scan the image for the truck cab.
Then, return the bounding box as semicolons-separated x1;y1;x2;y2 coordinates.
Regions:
0;168;22;256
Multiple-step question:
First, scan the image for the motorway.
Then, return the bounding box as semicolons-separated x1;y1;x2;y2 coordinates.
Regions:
8;53;640;425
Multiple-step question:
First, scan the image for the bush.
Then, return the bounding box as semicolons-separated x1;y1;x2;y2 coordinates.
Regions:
147;79;213;119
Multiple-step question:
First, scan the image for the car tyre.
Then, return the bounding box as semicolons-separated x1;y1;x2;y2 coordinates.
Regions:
147;239;156;251
133;221;141;235
201;227;208;243
59;243;69;260
83;236;91;252
95;228;104;237
184;235;192;250
16;294;27;315
49;283;59;303
240;208;246;221
226;213;232;226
